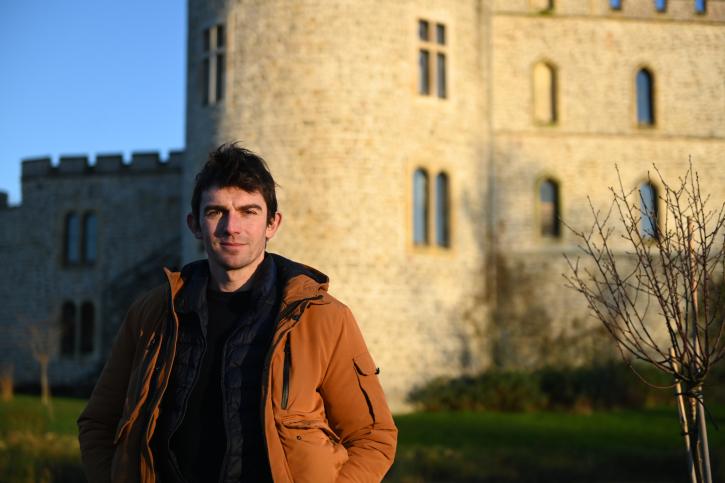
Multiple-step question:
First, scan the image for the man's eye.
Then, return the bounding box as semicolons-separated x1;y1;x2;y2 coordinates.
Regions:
205;209;221;217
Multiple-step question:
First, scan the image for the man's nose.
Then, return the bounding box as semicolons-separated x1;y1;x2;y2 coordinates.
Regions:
222;211;242;234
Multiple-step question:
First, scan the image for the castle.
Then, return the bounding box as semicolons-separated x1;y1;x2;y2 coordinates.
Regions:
0;0;723;410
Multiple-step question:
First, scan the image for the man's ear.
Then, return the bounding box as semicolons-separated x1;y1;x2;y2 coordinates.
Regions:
265;212;282;241
186;213;203;239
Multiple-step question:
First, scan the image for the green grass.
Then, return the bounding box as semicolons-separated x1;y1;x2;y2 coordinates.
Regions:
1;395;724;482
0;395;86;483
387;406;725;482
0;395;86;437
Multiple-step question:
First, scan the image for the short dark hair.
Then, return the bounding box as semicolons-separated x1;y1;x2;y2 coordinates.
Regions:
191;143;278;223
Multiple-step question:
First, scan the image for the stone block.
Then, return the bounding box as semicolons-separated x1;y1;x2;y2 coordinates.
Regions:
58;156;89;174
95;154;124;173
130;152;160;171
21;157;52;178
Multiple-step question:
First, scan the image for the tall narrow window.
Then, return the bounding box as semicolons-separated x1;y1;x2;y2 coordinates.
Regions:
640;182;659;239
435;172;450;247
636;68;655;126
80;302;95;355
610;0;622;9
418;19;447;99
539;179;560;237
695;0;706;13
655;0;667;12
202;23;226;105
533;62;557;124
60;302;76;357
413;169;429;245
64;213;80;264
82;212;97;263
419;49;430;95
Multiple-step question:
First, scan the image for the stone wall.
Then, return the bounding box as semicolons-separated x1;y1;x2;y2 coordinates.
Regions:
0;152;182;389
179;0;725;410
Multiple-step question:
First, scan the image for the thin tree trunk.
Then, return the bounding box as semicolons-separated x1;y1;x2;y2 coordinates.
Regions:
671;349;697;483
39;356;53;419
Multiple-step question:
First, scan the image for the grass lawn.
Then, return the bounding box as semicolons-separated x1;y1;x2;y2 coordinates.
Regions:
388;406;725;482
1;395;723;482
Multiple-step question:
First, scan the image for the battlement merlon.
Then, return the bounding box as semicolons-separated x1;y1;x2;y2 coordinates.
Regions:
21;150;184;179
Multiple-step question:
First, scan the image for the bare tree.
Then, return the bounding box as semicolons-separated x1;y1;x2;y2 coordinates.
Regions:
26;319;60;417
564;163;725;483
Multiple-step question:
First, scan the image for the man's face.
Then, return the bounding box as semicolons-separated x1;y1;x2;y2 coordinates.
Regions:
188;185;281;276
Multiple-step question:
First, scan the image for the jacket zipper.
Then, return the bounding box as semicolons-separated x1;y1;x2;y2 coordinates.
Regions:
259;296;321;474
143;287;182;481
281;335;291;410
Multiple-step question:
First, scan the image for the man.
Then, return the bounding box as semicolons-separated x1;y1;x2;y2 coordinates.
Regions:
77;144;397;482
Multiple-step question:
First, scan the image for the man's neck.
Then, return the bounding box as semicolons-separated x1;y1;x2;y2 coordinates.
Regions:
208;256;265;292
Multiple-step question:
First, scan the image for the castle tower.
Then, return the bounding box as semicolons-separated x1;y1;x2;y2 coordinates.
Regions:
182;0;494;408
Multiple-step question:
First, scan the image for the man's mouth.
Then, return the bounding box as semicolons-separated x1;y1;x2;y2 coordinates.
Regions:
220;241;245;247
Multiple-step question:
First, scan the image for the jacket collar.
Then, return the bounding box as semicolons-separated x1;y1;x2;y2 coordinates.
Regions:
163;252;331;318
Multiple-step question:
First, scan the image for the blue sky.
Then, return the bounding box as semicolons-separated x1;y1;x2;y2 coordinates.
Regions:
0;0;186;205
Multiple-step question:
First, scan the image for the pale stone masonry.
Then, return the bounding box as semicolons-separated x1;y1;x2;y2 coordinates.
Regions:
0;0;723;409
181;0;725;409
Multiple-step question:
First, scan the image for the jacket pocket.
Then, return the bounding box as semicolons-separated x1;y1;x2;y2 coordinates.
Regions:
353;351;384;424
279;414;348;483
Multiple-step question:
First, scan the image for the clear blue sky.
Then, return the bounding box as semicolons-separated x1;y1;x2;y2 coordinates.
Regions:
0;0;186;205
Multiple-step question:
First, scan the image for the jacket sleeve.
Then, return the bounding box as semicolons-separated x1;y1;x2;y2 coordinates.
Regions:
319;305;398;483
77;302;140;483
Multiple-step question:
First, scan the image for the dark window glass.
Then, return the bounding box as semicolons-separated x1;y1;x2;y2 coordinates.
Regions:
202;58;210;105
203;28;210;53
216;24;225;48
435;172;450;247
436;53;447;99
413;169;429;245
60;302;76;357
418;20;429;41
640;183;659;239
216;53;225;101
436;23;445;45
695;0;706;13
419;50;430;95
655;0;666;11
636;69;654;126
82;212;96;263
540;180;560;237
610;0;622;9
80;302;94;355
65;213;80;264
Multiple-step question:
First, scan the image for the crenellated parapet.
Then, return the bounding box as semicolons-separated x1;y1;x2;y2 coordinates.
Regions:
495;0;725;21
21;150;184;179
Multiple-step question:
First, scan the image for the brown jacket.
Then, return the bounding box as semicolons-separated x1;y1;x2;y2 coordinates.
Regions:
77;257;397;482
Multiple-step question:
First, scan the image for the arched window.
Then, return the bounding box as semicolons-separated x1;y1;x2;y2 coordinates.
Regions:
610;0;622;9
655;0;666;11
435;172;450;247
695;0;706;13
413;169;429;245
636;68;655;126
533;62;557;124
639;182;659;239
80;302;95;355
64;213;80;264
539;179;561;237
60;301;76;357
82;212;97;263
